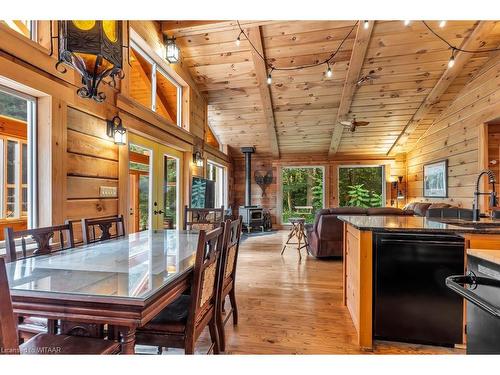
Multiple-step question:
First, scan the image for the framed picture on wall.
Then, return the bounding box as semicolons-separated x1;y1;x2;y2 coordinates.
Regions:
423;159;448;198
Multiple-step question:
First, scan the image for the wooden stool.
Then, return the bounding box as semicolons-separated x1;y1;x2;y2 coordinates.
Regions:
281;217;309;260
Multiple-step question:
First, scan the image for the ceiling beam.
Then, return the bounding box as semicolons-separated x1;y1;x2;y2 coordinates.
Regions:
161;21;278;38
387;20;496;156
246;26;280;158
328;21;374;158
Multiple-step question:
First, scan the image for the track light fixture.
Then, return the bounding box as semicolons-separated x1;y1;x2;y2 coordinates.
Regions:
363;20;369;29
236;31;242;46
404;20;411;26
439;20;447;28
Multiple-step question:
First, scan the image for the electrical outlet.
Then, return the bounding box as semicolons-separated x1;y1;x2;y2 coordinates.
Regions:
99;186;118;198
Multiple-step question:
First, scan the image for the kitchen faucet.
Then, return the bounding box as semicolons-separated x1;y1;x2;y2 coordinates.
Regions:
472;169;497;221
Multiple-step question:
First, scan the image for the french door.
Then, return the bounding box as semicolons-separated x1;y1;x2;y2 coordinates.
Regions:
128;134;183;233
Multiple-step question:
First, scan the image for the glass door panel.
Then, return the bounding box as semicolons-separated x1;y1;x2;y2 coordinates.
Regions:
156;145;183;230
128;138;153;233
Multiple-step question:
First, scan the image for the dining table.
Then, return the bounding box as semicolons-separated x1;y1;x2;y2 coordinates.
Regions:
5;229;200;354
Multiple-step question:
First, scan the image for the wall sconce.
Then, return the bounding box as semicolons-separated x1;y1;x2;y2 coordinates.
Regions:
397;176;405;199
56;21;124;102
164;36;180;64
193;150;204;167
106;116;127;145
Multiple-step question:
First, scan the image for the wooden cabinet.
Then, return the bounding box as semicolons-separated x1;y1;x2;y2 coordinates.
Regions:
342;223;373;349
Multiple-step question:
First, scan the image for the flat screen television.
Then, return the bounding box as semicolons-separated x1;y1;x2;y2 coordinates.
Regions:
191;177;215;208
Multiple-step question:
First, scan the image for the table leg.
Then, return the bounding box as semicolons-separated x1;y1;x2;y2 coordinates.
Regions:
120;327;136;354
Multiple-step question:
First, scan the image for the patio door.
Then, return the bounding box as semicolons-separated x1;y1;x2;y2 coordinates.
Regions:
128;134;183;233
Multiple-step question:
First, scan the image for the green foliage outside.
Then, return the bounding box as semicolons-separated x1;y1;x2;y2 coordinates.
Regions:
339;167;384;208
281;167;323;224
0;91;27;120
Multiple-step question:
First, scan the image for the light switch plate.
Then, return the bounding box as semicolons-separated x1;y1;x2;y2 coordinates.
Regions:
100;186;118;198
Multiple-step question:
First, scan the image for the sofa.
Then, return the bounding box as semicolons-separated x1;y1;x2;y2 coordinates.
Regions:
305;203;452;258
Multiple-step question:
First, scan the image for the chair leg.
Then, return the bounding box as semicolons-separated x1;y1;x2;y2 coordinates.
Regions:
229;288;238;325
185;338;195;355
217;302;226;352
208;319;220;354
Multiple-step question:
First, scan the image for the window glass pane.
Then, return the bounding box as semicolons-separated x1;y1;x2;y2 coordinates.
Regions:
338;166;384;208
156;71;179;125
281;167;324;224
7;140;18;185
1;20;32;38
129;47;153;110
6;187;16;218
207;162;225;209
22;187;27;213
0;90;27;120
22;143;27;184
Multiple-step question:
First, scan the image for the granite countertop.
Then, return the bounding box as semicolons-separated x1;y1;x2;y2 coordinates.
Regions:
337;215;500;234
467;249;500;265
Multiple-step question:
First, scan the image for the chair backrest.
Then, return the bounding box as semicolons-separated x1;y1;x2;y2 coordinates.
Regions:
184;205;224;231
188;227;225;332
0;258;20;354
81;215;126;245
220;217;243;290
4;223;75;263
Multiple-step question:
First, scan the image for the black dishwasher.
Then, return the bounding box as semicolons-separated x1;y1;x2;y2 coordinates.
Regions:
373;232;464;346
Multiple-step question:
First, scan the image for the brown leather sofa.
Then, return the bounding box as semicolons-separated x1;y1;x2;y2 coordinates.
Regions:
305;207;413;258
306;202;455;258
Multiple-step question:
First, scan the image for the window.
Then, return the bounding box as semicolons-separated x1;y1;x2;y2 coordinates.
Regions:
0;86;36;230
281;167;324;224
1;20;36;40
338;166;385;208
129;42;182;126
207;161;227;209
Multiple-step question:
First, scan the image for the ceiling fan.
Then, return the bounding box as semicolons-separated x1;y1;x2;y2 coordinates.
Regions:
339;117;370;132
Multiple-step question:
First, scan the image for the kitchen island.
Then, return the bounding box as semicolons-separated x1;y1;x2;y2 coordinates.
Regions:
338;215;500;350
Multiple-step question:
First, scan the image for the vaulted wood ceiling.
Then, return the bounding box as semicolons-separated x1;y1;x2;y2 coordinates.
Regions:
162;20;500;158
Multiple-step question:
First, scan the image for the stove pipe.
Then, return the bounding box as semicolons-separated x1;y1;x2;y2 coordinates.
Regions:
241;147;255;207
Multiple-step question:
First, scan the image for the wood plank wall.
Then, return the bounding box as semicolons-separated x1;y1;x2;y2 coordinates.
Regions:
406;55;500;208
231;154;406;225
488;123;500;192
66;108;119;242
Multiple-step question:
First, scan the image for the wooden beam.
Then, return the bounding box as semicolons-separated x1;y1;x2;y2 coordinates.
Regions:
387;21;497;156
161;20;278;38
328;21;374;158
247;26;280;158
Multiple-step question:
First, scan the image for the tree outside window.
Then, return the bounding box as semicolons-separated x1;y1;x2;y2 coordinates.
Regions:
338;166;384;208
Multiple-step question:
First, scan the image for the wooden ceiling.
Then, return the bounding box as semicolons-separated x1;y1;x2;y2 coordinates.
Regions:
162;20;500;158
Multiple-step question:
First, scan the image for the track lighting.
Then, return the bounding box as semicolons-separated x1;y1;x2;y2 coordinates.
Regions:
448;49;456;68
363;20;369;29
404;20;411;26
439;20;447;28
236;31;242;47
326;63;332;78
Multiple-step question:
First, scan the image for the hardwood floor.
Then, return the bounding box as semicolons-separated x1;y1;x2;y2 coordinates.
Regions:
139;230;463;354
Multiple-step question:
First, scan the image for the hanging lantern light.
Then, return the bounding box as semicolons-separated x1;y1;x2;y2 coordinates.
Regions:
164;35;180;64
106;115;127;145
57;20;124;102
193;150;204;167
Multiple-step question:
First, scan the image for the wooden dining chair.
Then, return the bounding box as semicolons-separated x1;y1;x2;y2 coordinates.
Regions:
4;223;75;263
81;215;126;244
0;258;121;355
216;217;243;352
136;227;225;354
4;223;76;342
184;205;224;231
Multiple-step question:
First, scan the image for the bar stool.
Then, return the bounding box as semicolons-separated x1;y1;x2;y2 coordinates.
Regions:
281;217;309;260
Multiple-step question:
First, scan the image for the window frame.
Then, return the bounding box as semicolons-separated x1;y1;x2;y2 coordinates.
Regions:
337;164;386;208
129;40;183;127
0;84;37;228
279;165;326;225
206;160;228;209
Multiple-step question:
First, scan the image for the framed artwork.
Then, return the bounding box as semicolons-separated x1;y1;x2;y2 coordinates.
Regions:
423;159;448;198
